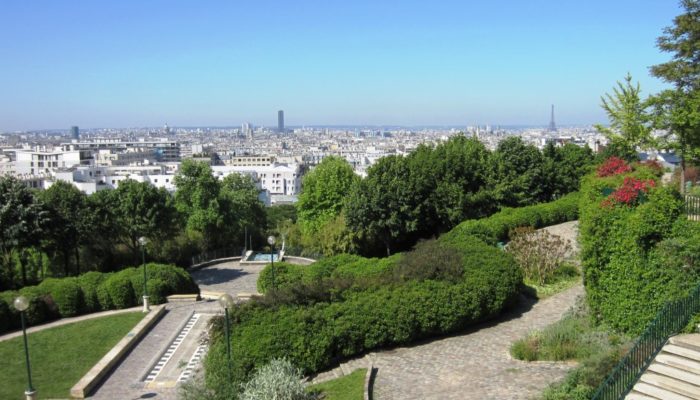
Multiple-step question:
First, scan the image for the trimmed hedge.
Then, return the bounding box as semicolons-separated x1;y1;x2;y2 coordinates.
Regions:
0;264;199;334
579;162;699;333
206;235;521;392
257;255;400;294
440;191;580;246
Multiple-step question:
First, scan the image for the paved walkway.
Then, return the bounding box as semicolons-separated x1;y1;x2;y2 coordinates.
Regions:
87;261;265;400
371;284;583;400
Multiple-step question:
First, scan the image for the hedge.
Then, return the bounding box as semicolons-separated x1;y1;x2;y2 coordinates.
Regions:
206;235;522;392
579;162;699;334
0;263;199;334
440;191;580;246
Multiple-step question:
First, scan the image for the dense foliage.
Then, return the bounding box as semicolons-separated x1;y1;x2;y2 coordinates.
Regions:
0;162;267;291
204;194;581;395
579;159;700;333
0;263;198;334
343;136;592;256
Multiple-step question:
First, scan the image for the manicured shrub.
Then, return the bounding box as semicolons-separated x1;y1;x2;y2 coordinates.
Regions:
17;286;56;325
205;235;522;393
77;271;108;313
0;293;18;333
257;262;307;294
146;278;168;305
39;277;84;317
96;273;115;310
441;191;580;245
102;270;137;309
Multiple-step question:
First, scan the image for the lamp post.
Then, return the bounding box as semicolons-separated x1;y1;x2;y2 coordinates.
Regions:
267;235;276;290
14;296;36;400
139;236;149;312
218;293;236;382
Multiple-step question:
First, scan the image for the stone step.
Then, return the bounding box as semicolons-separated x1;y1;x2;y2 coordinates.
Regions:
632;382;694;400
656;352;700;375
626;390;663;400
647;363;700;388
671;335;700;354
665;344;700;363
639;371;700;399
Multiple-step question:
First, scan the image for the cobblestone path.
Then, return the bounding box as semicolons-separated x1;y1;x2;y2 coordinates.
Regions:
371;221;582;400
372;283;583;400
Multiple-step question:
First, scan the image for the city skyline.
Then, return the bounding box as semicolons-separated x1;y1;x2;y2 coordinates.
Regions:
0;0;682;131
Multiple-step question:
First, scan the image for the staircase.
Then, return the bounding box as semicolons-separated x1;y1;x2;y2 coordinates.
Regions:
627;334;700;400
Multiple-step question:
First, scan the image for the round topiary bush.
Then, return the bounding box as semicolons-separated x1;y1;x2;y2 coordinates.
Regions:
103;270;136;309
39;277;84;317
96;273;115;310
77;271;108;313
146;278;168;305
18;285;56;325
0;294;16;333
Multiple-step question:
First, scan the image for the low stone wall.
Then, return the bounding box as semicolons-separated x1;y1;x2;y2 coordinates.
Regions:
70;305;166;398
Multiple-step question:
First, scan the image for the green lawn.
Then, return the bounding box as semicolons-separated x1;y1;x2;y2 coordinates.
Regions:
308;368;367;400
0;311;145;400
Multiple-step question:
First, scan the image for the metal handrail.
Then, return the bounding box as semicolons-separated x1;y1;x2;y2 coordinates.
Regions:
591;283;700;400
687;195;700;221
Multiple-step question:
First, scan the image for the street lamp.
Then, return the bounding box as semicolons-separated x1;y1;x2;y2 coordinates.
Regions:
14;296;36;400
267;235;276;290
139;236;149;312
218;293;236;382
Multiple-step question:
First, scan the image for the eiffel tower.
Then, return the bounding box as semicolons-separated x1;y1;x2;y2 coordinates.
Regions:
548;104;557;132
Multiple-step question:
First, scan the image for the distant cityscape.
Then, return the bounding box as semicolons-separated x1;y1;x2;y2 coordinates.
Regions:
0;108;674;204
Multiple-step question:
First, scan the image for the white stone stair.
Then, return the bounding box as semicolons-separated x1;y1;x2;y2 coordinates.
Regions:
309;353;375;384
626;334;700;400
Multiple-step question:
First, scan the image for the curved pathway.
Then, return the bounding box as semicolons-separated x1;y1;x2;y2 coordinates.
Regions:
371;284;583;400
368;220;582;399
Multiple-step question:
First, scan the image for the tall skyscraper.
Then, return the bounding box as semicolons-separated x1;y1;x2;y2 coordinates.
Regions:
278;110;284;133
70;126;80;140
548;105;557;132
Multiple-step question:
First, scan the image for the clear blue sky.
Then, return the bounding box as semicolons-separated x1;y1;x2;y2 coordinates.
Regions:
0;0;684;131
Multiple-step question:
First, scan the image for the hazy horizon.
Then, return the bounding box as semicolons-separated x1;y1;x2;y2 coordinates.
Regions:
0;1;682;131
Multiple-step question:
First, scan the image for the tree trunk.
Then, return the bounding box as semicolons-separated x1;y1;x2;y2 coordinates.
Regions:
20;249;28;287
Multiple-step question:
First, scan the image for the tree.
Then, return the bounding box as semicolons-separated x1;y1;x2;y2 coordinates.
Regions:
220;173;267;247
543;142;595;197
0;176;48;288
345;155;418;256
38;181;89;276
649;0;700;191
595;73;655;159
174;160;226;250
112;180;180;262
296;156;359;236
489;137;548;207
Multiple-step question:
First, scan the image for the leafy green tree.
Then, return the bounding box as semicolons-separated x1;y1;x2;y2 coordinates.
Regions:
112;180;180;262
649;0;700;191
174;160;226;250
0;176;48;288
345;155;418;255
595;74;655;159
490;137;548;207
543;142;595;197
296;156;359;236
38;181;89;276
221;173;267;247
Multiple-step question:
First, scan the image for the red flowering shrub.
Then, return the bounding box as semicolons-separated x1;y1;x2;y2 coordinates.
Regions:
601;177;656;208
597;157;632;177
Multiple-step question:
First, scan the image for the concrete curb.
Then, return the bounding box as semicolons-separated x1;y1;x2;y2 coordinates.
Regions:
69;305;167;399
189;256;243;271
364;364;376;400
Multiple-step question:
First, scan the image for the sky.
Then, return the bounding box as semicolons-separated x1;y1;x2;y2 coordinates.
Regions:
0;0;685;131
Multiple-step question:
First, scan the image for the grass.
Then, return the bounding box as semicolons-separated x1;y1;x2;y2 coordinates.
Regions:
522;263;581;299
510;298;632;400
0;311;145;399
308;368;367;400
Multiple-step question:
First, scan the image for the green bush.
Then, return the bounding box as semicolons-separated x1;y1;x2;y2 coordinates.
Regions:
39;277;84;317
77;271;108;313
205;235;522;393
441;191;580;246
102;270;137;309
579;164;698;333
257;262;307;294
240;358;313;400
0;264;199;333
